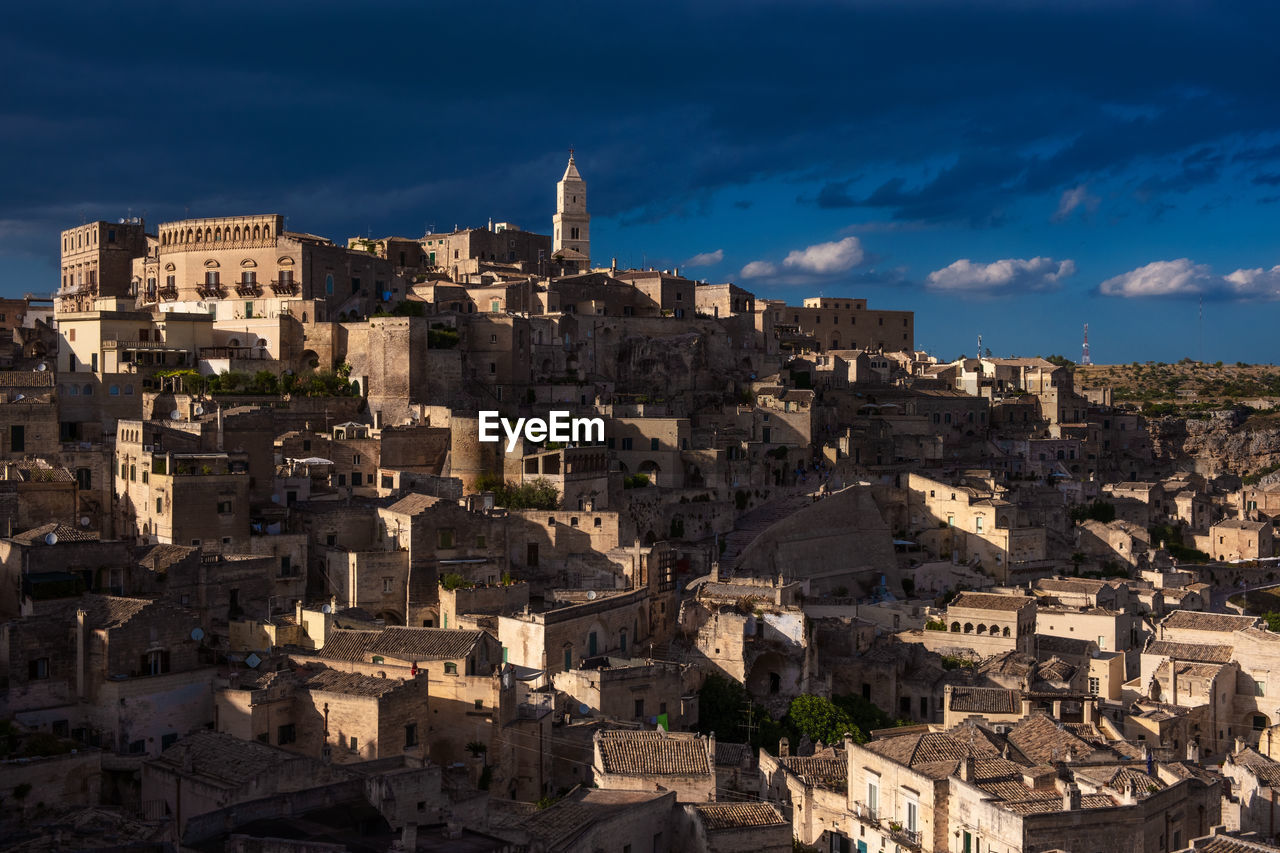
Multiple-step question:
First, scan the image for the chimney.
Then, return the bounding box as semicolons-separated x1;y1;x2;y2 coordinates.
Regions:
1187;739;1201;763
959;755;975;782
779;737;790;758
710;561;720;582
1063;783;1081;810
707;732;716;768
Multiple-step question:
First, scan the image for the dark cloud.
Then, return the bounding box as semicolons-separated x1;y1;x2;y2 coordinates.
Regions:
3;0;1280;289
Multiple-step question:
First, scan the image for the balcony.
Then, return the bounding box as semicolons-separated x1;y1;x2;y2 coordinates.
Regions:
887;824;922;850
196;283;227;299
158;285;179;301
235;282;264;297
853;801;878;824
270;279;299;295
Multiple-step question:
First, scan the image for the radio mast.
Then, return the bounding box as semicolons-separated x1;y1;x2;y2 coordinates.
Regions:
1081;323;1092;365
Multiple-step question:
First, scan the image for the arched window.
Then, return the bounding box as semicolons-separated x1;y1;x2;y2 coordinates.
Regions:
950;622;960;632
253;225;260;240
1002;626;1011;637
963;622;973;634
263;225;270;239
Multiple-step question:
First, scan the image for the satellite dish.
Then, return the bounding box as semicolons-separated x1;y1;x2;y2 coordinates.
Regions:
579;704;589;715
193;405;204;415
190;627;205;641
170;409;182;420
321;603;333;614
36;363;47;372
79;516;91;527
13;394;23;401
271;494;281;504
44;532;58;545
586;590;597;600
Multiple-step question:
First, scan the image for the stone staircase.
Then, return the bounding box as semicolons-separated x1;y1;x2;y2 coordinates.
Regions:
720;489;816;572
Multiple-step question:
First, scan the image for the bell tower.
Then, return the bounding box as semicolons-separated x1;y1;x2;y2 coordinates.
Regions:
552;150;590;271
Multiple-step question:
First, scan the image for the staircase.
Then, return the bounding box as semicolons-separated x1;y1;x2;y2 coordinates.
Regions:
720;489;816;572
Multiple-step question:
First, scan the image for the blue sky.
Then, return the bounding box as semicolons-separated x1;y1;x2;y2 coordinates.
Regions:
3;0;1279;363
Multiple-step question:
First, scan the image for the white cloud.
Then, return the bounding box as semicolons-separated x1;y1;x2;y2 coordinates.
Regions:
781;236;865;275
740;236;867;281
739;260;778;279
1224;265;1280;299
685;248;724;267
926;257;1075;295
1053;184;1100;222
1100;259;1280;299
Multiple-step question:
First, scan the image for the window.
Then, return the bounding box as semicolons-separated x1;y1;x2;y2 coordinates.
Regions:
1088;677;1100;694
438;528;455;548
404;723;418;747
277;723;296;744
383;577;394;593
474;699;484;710
28;658;50;680
635;699;645;718
621;437;633;450
564;647;573;671
10;425;25;453
444;662;458;675
145;649;170;676
650;437;660;451
975;517;983;533
906;798;918;833
217;500;233;514
156;497;164;514
349;736;358;752
866;775;880;818
476;534;486;548
205;270;220;286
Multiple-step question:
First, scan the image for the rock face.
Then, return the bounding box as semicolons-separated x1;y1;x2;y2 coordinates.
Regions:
1149;409;1280;477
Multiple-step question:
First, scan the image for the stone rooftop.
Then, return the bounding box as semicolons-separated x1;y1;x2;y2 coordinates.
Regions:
368;626;485;660
948;686;1020;714
596;730;711;777
1144;640;1235;662
949;592;1034;611
694;801;787;830
302;667;407;698
1161;610;1260;633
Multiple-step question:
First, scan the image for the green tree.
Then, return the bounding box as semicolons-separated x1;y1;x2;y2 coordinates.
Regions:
786;695;860;747
1069;500;1116;524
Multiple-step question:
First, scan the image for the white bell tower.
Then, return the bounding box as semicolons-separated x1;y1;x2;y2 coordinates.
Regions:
553;149;590;271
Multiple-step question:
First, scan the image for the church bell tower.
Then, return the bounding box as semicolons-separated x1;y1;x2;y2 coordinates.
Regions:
552;150;590;272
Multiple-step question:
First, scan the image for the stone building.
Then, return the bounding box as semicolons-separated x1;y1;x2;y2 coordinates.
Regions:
1202;518;1274;562
592;729;715;803
140;730;352;838
679;801;791;853
763;297;914;353
57;219;149;313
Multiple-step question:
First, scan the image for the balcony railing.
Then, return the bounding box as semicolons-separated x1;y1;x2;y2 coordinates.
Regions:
196;284;227;299
887;825;922;850
853;801;878;823
235;283;264;297
270;279;299;295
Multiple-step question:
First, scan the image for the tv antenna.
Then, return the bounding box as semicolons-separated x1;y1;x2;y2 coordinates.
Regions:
1081;323;1092;365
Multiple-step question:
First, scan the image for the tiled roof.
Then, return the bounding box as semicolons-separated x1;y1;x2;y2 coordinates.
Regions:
81;594;153;630
1161;610;1259;632
367;627;484;660
1192;836;1280;853
521;789;671;850
384;493;441;516
596;730;711;777
780;756;847;790
316;629;381;661
694;802;787;830
302;667;406;697
949;592;1034;612
948;687;1019;714
1036;578;1110;594
1144;640;1237;662
10;521;99;544
714;741;753;767
1007;714;1096;764
136;543;198;571
1036;658;1078;684
1001;793;1116;814
149;731;299;788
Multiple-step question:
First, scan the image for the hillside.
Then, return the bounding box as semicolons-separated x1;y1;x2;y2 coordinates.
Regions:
1074;361;1280;407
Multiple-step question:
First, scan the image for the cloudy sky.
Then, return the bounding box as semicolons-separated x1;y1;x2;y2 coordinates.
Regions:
4;0;1280;362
